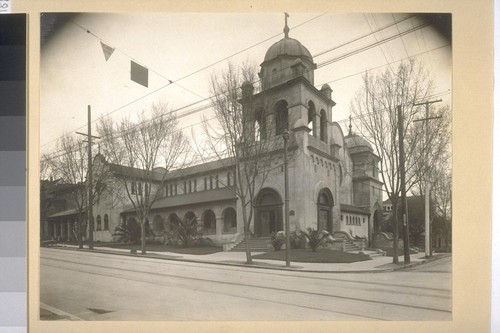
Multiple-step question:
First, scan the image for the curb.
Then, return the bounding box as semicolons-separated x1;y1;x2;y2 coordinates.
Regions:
46;245;449;274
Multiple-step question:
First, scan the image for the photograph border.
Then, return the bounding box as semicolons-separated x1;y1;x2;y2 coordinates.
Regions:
23;0;493;332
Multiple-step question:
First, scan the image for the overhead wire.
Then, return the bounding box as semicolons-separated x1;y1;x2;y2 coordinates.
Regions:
42;39;450;163
42;13;415;150
42;18;446;161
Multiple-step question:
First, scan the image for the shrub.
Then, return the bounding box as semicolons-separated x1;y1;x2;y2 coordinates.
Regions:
270;232;285;251
290;231;305;249
168;216;202;247
300;228;331;252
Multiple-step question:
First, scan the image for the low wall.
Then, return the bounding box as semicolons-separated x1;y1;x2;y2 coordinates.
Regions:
372;232;403;249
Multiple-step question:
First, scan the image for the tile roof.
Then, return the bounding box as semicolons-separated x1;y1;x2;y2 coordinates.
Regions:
122;187;237;214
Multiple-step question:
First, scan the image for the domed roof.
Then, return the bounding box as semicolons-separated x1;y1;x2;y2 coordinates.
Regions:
263;37;313;64
345;133;373;151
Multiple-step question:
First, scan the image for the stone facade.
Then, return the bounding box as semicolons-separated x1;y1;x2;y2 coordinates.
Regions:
45;26;384;248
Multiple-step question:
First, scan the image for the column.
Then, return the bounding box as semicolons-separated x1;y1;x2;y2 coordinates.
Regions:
67;221;72;241
216;216;223;243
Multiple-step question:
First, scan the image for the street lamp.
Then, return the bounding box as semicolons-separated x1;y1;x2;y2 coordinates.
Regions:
282;129;291;267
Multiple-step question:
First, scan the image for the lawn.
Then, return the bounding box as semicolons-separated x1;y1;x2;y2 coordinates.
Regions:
70;242;223;255
252;249;372;263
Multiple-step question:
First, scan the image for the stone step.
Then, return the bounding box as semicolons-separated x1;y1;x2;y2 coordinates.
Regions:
230;237;271;252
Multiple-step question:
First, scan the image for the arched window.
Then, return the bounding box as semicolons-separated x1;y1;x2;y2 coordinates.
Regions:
223;207;237;233
167;213;181;232
184;211;196;224
96;215;102;231
320;109;328;142
308;101;316;136
275;100;288;136
152;215;165;236
254;120;261;141
104;214;109;230
202;210;216;234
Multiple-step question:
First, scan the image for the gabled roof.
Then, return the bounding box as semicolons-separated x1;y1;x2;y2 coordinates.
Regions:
48;207;84;218
122;187;237;214
164;157;235;181
340;203;370;215
97;153;235;183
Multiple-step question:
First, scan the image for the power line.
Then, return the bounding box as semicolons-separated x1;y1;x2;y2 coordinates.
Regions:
42;13;327;149
312;14;415;58
42;19;445;159
42;40;450;161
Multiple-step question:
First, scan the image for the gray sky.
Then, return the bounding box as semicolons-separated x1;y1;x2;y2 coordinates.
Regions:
40;12;451;153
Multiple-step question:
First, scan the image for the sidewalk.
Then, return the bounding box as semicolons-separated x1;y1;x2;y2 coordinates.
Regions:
50;243;450;273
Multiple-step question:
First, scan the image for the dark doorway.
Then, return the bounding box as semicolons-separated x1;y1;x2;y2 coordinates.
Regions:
254;188;283;237
317;188;333;233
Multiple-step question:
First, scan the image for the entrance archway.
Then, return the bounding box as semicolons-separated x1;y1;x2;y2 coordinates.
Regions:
254;188;283;237
317;188;334;233
373;209;382;233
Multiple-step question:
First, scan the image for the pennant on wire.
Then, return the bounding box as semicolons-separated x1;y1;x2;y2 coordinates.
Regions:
100;41;115;61
131;60;148;87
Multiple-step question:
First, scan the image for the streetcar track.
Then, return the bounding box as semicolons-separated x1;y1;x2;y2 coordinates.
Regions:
40;262;411;321
41;249;452;293
41;257;451;314
41;254;450;301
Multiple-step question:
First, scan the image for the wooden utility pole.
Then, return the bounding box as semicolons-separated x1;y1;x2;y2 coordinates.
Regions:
76;105;100;250
413;99;442;258
398;105;411;264
282;129;291;267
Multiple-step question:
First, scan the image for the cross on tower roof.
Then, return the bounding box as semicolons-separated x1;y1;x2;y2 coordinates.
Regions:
284;12;290;38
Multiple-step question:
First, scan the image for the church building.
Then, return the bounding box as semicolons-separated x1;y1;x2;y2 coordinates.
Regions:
46;20;384;250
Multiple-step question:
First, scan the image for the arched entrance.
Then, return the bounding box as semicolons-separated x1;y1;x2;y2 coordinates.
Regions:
254;188;283;237
202;209;216;234
317;188;334;233
152;215;165;236
373;209;382;233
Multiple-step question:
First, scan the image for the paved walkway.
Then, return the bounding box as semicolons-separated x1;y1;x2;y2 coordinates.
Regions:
50;244;451;273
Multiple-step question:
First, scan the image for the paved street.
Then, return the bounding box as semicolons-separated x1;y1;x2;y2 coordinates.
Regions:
40;248;451;321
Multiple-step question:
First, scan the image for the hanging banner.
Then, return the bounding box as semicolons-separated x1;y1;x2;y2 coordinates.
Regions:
100;41;114;61
131;60;148;87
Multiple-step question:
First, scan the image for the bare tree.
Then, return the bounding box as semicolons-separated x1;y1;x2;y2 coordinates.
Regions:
44;134;110;248
428;154;452;249
196;63;280;264
97;103;190;254
410;103;451;249
350;59;451;261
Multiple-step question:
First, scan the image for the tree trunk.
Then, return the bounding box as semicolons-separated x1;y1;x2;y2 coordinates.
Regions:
141;221;146;254
78;212;83;249
391;196;399;264
241;203;252;264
